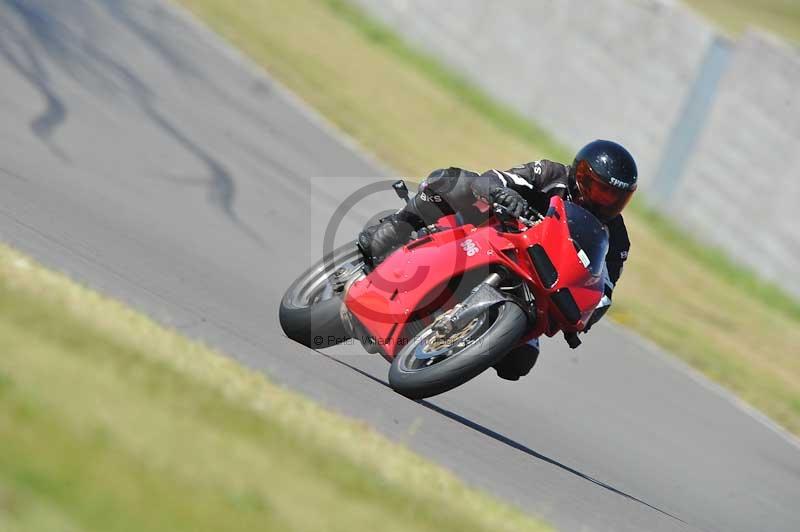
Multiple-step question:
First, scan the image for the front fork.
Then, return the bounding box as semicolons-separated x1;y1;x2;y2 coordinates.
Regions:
431;272;535;337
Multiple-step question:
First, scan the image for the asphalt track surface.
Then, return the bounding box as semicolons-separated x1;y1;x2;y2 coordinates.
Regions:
1;1;798;531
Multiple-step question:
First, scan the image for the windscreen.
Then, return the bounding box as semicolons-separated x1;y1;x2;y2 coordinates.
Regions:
563;202;609;277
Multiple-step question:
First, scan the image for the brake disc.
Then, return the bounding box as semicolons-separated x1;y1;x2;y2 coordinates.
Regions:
422;316;480;354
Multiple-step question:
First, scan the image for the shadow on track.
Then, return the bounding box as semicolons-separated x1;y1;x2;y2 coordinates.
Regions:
317;349;687;526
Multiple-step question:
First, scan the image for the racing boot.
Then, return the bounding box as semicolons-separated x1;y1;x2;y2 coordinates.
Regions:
357;212;418;267
494;338;540;381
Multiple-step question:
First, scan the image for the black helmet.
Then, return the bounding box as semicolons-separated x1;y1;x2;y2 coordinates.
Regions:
571;140;638;221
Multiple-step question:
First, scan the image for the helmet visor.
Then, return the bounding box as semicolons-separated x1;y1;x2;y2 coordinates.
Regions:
574;161;635;220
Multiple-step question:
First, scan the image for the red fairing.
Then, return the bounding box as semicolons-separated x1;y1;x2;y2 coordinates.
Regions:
345;197;605;358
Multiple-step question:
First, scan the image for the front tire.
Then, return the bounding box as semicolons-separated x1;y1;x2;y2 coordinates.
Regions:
388;302;527;399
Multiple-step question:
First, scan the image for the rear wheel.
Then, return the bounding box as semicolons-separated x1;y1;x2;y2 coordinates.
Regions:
279;242;363;348
388;302;527;399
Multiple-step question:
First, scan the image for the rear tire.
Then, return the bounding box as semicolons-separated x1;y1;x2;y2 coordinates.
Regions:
279;242;361;348
388;302;527;399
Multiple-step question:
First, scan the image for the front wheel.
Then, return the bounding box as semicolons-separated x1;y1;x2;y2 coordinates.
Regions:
388;302;527;399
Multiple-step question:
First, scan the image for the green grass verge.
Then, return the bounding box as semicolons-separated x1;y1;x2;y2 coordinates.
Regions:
0;243;551;532
176;0;800;435
630;201;800;323
683;0;800;42
325;0;569;162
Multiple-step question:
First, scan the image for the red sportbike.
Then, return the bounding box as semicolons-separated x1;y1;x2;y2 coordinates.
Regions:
280;181;609;399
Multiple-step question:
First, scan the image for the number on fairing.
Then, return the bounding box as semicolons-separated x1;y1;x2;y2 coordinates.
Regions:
460;239;480;257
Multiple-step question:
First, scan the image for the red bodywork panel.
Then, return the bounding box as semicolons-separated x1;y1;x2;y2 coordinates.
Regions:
345;197;604;358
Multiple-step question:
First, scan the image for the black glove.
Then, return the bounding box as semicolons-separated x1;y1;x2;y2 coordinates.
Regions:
490;187;528;218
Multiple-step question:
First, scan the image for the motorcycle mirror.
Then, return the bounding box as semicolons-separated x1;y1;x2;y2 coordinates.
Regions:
392;180;410;204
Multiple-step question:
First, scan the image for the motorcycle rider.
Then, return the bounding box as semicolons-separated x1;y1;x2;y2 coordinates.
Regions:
358;140;637;381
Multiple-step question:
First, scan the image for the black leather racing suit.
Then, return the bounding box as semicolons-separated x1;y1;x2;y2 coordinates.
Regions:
358;160;631;379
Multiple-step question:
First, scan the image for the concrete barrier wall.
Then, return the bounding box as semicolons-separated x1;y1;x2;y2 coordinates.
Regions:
674;33;800;286
351;0;800;297
351;0;714;187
